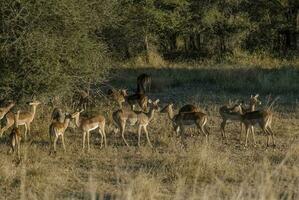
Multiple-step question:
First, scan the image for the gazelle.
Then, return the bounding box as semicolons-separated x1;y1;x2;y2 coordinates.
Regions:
0;101;15;121
112;99;160;147
219;94;261;142
137;73;151;94
8;111;21;159
107;88;128;108
49;112;72;154
0;100;41;140
71;109;106;151
161;103;209;142
241;109;275;147
219;102;244;141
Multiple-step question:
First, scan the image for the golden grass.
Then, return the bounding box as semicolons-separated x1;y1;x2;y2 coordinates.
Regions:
0;64;299;199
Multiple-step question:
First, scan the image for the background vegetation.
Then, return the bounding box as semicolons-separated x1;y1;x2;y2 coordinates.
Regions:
1;0;298;101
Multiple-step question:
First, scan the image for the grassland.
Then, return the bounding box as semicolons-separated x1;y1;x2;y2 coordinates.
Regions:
0;64;299;200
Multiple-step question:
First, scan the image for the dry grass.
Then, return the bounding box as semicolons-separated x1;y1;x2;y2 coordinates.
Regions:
1;65;299;200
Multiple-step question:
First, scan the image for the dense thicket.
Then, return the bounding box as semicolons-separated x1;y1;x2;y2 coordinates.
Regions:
0;0;298;100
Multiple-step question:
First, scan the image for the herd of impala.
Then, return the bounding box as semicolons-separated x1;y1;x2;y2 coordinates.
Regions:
0;73;277;159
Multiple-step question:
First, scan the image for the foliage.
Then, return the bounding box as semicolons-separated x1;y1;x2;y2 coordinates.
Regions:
0;0;298;101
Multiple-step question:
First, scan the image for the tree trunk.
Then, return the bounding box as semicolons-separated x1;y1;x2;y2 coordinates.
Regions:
144;32;149;63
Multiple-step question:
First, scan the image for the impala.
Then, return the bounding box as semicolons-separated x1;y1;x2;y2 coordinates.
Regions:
0;100;41;140
49;112;72;154
241;109;275;147
161;103;209;142
71;109;106;151
112;99;160;147
219;94;261;142
107;88;128;108
8;111;21;159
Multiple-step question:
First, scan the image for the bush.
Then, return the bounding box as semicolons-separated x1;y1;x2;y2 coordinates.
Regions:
0;0;111;101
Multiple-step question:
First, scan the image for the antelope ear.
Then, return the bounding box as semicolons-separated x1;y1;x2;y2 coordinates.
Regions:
148;99;152;103
250;94;253;98
80;109;84;113
255;94;259;98
155;99;160;104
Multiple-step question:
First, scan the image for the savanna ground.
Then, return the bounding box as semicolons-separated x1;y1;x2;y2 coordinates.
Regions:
1;63;299;200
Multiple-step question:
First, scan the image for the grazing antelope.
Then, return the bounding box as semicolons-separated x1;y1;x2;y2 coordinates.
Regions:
161;103;209;142
0;101;15;121
107;88;128;108
71;109;106;151
49;112;72;154
219;94;261;142
8;111;21;159
137;73;151;93
112;99;160;147
0;100;41;140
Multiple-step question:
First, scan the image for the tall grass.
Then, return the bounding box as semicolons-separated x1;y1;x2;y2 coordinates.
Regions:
0;63;299;199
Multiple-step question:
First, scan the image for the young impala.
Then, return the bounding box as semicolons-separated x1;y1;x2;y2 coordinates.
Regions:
49;112;72;154
112;99;160;147
8;111;21;159
71;109;106;151
161;103;209;142
0;100;41;140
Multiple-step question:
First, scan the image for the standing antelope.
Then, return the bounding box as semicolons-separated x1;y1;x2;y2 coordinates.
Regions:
8;111;21;159
161;103;209;142
71;110;106;151
107;88;128;108
241;109;275;147
112;99;160;147
219;94;261;142
219;102;244;141
0;100;41;140
137;73;151;94
49;112;72;154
